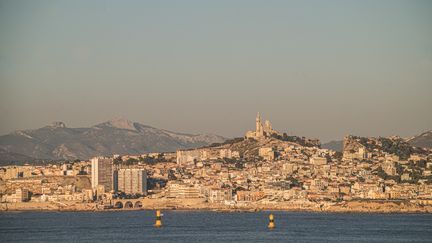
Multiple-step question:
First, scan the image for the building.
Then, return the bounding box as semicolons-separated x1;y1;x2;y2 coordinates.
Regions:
167;181;202;198
1;188;30;203
207;188;233;203
91;157;114;193
245;112;279;139
310;156;327;165
176;150;201;165
236;191;265;201
282;162;297;175
342;137;371;161
259;147;275;161
383;161;397;176
177;148;240;165
117;168;147;195
219;149;240;159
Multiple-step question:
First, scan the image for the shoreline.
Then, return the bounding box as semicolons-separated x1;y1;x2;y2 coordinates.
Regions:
2;200;432;214
1;208;431;214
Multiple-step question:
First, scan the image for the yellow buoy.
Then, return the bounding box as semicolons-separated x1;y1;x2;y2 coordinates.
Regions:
268;213;275;229
154;210;162;227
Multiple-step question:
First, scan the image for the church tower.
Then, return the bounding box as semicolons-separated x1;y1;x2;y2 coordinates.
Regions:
256;112;264;137
245;112;277;139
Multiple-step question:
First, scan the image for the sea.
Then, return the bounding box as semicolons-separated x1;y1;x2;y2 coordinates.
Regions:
0;211;431;242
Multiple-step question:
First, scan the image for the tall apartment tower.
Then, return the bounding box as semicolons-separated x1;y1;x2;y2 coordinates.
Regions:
117;168;147;195
91;157;114;193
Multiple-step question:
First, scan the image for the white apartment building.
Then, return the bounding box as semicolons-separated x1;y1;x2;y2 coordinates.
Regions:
117;168;147;195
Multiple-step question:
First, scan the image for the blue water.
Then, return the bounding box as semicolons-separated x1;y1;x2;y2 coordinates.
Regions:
0;211;431;242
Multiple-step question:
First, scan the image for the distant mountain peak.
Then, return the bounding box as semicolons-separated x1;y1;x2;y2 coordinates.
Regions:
100;118;137;130
48;121;66;128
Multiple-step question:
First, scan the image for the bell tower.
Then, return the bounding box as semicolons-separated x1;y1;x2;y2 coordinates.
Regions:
256;112;263;137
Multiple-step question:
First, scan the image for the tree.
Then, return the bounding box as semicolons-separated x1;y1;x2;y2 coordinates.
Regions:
417;160;427;168
125;158;138;165
396;164;404;175
235;162;244;169
113;156;123;165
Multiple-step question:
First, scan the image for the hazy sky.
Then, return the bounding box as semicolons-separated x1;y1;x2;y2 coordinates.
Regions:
1;0;431;142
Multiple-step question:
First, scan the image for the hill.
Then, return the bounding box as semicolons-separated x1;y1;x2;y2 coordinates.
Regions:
343;135;427;160
407;130;432;149
0;118;226;163
321;140;343;152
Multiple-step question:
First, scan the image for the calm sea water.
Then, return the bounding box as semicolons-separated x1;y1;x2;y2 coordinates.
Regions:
0;211;431;242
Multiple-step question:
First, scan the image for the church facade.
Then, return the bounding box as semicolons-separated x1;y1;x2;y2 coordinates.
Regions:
245;112;279;139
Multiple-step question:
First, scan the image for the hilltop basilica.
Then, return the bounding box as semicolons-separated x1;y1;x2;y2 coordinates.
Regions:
245;112;279;139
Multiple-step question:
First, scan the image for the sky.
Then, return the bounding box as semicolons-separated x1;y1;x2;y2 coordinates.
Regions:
0;0;431;142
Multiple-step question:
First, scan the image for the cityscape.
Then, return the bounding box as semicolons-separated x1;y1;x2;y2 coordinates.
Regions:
1;0;431;242
1;113;431;213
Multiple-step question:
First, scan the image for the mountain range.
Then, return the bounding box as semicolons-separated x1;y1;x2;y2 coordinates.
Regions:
0;118;226;164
